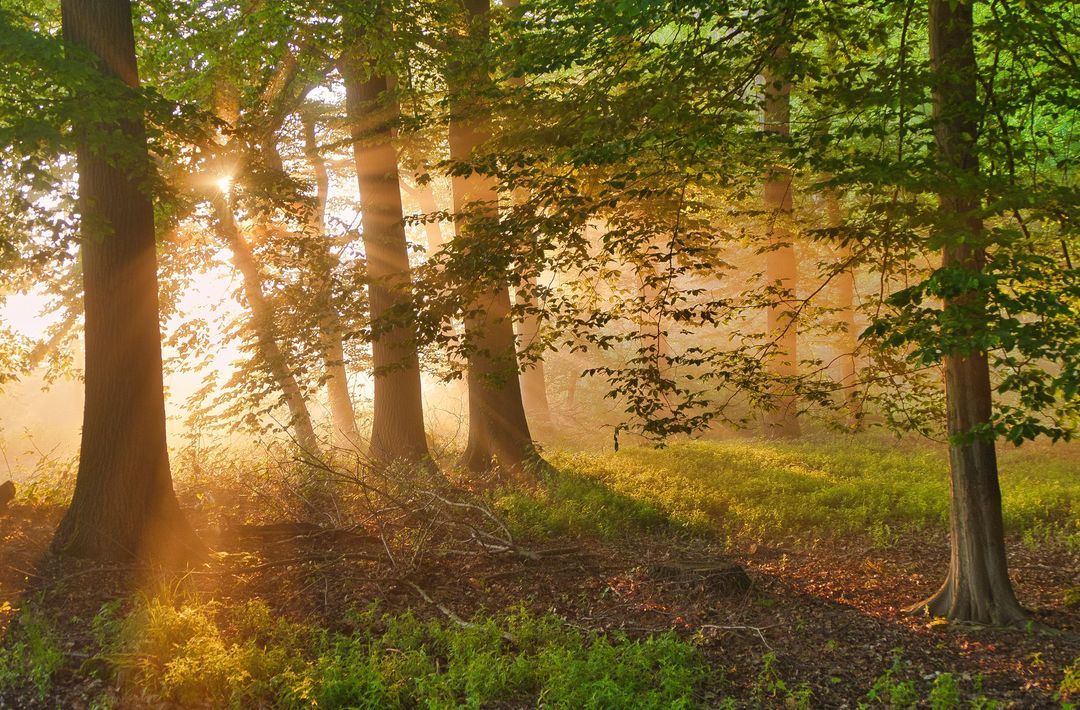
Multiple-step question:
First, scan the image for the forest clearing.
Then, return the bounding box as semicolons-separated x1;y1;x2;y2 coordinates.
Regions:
0;0;1078;707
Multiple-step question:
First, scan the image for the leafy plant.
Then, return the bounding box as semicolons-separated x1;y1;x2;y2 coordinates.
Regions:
0;606;64;699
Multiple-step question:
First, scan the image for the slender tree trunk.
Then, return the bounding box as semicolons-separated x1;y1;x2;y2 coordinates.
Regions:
209;78;319;454
450;0;540;476
302;116;361;449
516;277;551;423
762;50;800;439
52;0;200;562
502;0;550;425
342;60;431;465
907;0;1025;625
404;179;447;253
827;191;861;428
211;197;320;454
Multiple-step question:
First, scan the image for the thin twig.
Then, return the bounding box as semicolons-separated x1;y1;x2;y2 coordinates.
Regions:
700;623;776;651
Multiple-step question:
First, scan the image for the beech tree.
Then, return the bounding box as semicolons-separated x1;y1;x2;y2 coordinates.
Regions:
302;112;363;449
343;51;431;465
906;0;1024;625
448;0;540;475
52;0;200;562
761;47;801;439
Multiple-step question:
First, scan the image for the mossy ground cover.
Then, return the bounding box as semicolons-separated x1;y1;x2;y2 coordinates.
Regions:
0;435;1077;707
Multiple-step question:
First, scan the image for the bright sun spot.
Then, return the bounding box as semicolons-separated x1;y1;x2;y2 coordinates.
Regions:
216;175;233;193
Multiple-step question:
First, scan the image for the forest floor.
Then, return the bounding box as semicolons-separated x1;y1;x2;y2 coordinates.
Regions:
0;435;1077;708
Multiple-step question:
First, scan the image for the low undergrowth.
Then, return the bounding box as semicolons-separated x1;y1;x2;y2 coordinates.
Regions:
0;603;63;700
498;436;1080;548
10;592;1063;709
82;595;707;709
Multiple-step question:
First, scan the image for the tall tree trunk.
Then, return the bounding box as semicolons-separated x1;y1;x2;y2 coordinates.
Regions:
762;50;800;439
52;0;200;562
302;115;361;449
343;60;431;465
211;197;320;454
827;190;861;428
908;0;1025;625
450;0;540;476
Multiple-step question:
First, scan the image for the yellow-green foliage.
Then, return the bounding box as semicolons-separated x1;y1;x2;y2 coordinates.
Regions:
93;596;706;709
1060;656;1080;708
0;605;64;699
500;436;1079;546
93;595;318;708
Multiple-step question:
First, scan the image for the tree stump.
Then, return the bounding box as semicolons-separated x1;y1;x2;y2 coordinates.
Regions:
647;558;751;595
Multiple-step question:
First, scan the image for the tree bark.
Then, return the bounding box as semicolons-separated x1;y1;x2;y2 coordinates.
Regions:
762;50;800;439
908;0;1026;625
450;0;540;476
52;0;201;563
211;197;320;454
302;115;361;449
827;190;862;428
342;61;431;465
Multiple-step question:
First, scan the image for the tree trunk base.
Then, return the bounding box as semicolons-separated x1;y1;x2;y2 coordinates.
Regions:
459;443;548;489
906;578;1028;627
52;500;207;568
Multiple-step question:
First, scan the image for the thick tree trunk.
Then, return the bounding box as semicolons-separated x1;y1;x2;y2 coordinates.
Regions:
302;116;361;449
762;52;800;439
52;0;200;563
908;0;1025;625
827;191;862;428
450;0;540;476
212;197;320;454
343;62;431;465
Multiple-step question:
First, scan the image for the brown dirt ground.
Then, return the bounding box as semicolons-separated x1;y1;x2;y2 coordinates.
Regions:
0;500;1077;708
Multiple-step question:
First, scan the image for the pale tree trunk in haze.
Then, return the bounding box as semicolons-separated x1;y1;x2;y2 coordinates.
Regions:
402;179;447;254
907;0;1026;625
516;279;551;423
827;190;861;428
343;58;431;465
503;0;551;425
762;50;800;439
302;115;361;449
450;0;540;476
52;0;201;562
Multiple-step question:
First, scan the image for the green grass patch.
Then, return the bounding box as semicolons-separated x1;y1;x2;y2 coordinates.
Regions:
91;595;707;709
499;436;1079;547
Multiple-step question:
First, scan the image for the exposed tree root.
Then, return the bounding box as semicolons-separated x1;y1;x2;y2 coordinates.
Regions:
906;578;1028;628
